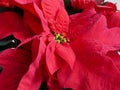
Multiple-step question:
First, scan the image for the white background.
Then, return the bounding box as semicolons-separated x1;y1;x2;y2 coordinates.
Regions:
105;0;120;10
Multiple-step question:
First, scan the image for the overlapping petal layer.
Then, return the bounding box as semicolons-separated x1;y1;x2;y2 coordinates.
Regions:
0;0;120;90
63;14;120;90
0;49;32;90
0;12;33;41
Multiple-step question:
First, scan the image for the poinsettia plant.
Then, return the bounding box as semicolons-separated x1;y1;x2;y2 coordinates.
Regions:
0;0;120;90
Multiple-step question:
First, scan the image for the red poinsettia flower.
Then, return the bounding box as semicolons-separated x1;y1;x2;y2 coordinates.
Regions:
0;0;120;90
19;0;108;90
0;0;75;90
43;0;120;89
67;15;120;89
53;1;120;90
1;0;104;90
54;0;120;90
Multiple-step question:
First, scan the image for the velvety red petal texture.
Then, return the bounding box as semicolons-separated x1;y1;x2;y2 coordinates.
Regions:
0;12;33;41
67;15;120;90
107;12;120;28
69;8;99;41
0;0;120;90
12;1;50;34
46;40;62;75
18;37;47;90
55;43;75;69
94;2;118;27
41;0;69;35
0;49;32;90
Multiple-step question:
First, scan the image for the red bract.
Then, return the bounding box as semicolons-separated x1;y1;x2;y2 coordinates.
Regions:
17;37;47;90
95;2;117;13
54;0;120;90
41;0;69;35
73;0;119;29
0;0;75;90
68;8;99;40
0;12;33;41
107;11;120;28
56;13;120;89
0;1;36;90
0;49;32;90
0;0;120;90
96;2;120;28
94;2;120;28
